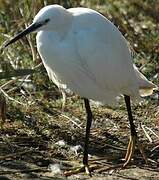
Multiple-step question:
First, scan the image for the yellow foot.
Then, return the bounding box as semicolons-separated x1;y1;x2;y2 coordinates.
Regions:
63;164;99;177
123;135;147;167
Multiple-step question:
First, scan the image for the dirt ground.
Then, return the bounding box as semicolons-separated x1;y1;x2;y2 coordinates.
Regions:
0;95;159;180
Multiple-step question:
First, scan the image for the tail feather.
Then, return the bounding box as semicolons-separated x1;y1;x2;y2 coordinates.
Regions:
133;64;158;97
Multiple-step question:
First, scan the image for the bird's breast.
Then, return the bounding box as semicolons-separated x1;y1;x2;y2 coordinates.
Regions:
37;31;73;62
36;31;79;82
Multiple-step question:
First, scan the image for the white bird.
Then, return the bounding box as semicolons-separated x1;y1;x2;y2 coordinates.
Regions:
4;4;157;175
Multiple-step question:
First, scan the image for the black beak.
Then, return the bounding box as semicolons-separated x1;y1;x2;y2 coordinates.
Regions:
4;22;43;48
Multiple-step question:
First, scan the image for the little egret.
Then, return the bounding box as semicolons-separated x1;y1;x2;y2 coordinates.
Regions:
4;5;157;174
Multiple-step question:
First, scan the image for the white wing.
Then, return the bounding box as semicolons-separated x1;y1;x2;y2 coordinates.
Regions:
71;9;140;101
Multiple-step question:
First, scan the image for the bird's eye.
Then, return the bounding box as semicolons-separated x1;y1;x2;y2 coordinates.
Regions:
44;19;50;23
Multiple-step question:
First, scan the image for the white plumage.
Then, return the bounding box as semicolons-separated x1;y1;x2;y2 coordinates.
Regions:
35;5;157;104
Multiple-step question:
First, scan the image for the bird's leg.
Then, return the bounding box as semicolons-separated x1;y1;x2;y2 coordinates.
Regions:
82;98;93;175
123;95;147;167
64;98;96;176
124;95;137;165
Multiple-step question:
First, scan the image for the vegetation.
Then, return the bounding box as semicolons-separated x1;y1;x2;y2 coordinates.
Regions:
0;0;158;179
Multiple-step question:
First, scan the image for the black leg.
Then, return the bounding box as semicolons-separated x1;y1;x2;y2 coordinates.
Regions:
83;98;93;166
124;95;137;137
123;95;147;166
63;99;93;176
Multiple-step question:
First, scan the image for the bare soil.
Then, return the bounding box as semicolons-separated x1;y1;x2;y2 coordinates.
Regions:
0;95;159;180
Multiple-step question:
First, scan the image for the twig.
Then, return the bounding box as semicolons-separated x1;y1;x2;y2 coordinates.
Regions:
64;164;100;176
141;125;153;143
60;114;82;129
94;163;124;173
0;149;34;160
101;143;126;151
147;158;158;164
0;79;17;89
145;126;159;139
0;94;6;128
151;144;159;152
0;167;49;175
0;87;25;105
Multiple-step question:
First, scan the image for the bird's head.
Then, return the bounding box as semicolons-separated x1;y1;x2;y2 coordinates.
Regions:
4;5;71;48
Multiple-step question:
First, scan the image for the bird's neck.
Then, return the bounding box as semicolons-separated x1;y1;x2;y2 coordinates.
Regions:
54;11;73;40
